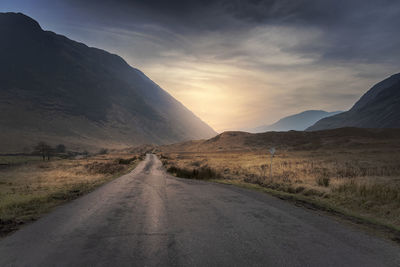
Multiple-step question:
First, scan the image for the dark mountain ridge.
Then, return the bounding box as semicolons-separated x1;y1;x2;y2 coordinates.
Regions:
0;12;216;153
307;73;400;131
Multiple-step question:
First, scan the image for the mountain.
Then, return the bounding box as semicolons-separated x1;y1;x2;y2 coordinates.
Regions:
0;13;216;153
307;73;400;131
249;110;342;133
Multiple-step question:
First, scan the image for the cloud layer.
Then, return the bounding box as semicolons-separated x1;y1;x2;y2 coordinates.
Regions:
2;0;400;131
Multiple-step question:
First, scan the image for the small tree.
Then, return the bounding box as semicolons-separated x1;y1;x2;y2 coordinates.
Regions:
34;142;51;161
55;144;66;153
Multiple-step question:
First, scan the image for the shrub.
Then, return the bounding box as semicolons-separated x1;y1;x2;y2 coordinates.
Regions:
116;157;136;165
167;166;220;180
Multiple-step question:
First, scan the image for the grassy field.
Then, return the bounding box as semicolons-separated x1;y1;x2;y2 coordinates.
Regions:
0;152;141;237
160;147;400;236
0;155;43;165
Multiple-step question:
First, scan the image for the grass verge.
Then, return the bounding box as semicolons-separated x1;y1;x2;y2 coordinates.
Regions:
0;154;141;238
210;179;400;244
160;150;400;244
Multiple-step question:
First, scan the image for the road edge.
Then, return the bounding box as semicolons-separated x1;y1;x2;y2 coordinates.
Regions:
0;160;141;239
208;179;400;245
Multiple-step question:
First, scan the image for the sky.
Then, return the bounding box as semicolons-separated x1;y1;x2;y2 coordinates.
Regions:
1;0;400;132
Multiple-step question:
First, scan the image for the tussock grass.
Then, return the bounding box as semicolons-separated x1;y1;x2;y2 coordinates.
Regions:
116;156;137;165
85;161;125;174
167;165;221;180
159;148;400;229
335;180;400;203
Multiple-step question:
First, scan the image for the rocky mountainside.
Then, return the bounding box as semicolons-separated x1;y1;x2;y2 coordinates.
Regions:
308;73;400;131
250;110;342;132
0;13;216;153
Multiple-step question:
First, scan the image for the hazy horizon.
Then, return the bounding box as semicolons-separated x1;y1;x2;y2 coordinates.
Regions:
1;0;400;132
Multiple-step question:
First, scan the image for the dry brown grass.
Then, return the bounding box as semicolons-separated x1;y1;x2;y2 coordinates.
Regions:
160;148;400;229
0;152;141;236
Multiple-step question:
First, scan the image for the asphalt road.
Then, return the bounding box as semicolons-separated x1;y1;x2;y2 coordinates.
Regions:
1;154;399;266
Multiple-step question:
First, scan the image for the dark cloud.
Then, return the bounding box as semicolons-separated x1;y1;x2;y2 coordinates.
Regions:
1;0;400;130
56;0;400;64
5;0;400;63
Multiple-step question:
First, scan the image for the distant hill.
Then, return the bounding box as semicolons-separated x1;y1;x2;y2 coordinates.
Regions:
0;13;216;153
159;128;400;153
249;110;342;133
308;73;400;131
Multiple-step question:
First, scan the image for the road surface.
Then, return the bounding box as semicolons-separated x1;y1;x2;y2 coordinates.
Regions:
0;154;399;266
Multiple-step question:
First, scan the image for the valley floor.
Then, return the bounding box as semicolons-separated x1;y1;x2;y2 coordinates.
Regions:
1;154;399;266
0;152;141;237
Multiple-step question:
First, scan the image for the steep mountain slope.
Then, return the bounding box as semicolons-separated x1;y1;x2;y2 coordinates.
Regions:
250;110;342;132
308;73;400;131
0;13;216;153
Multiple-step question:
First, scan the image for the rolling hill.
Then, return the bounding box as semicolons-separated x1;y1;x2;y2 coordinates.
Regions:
308;73;400;131
249;110;342;132
159;128;400;153
0;12;217;153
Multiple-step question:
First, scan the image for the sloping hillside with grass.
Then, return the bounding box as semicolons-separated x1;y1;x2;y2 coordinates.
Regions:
161;128;400;153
